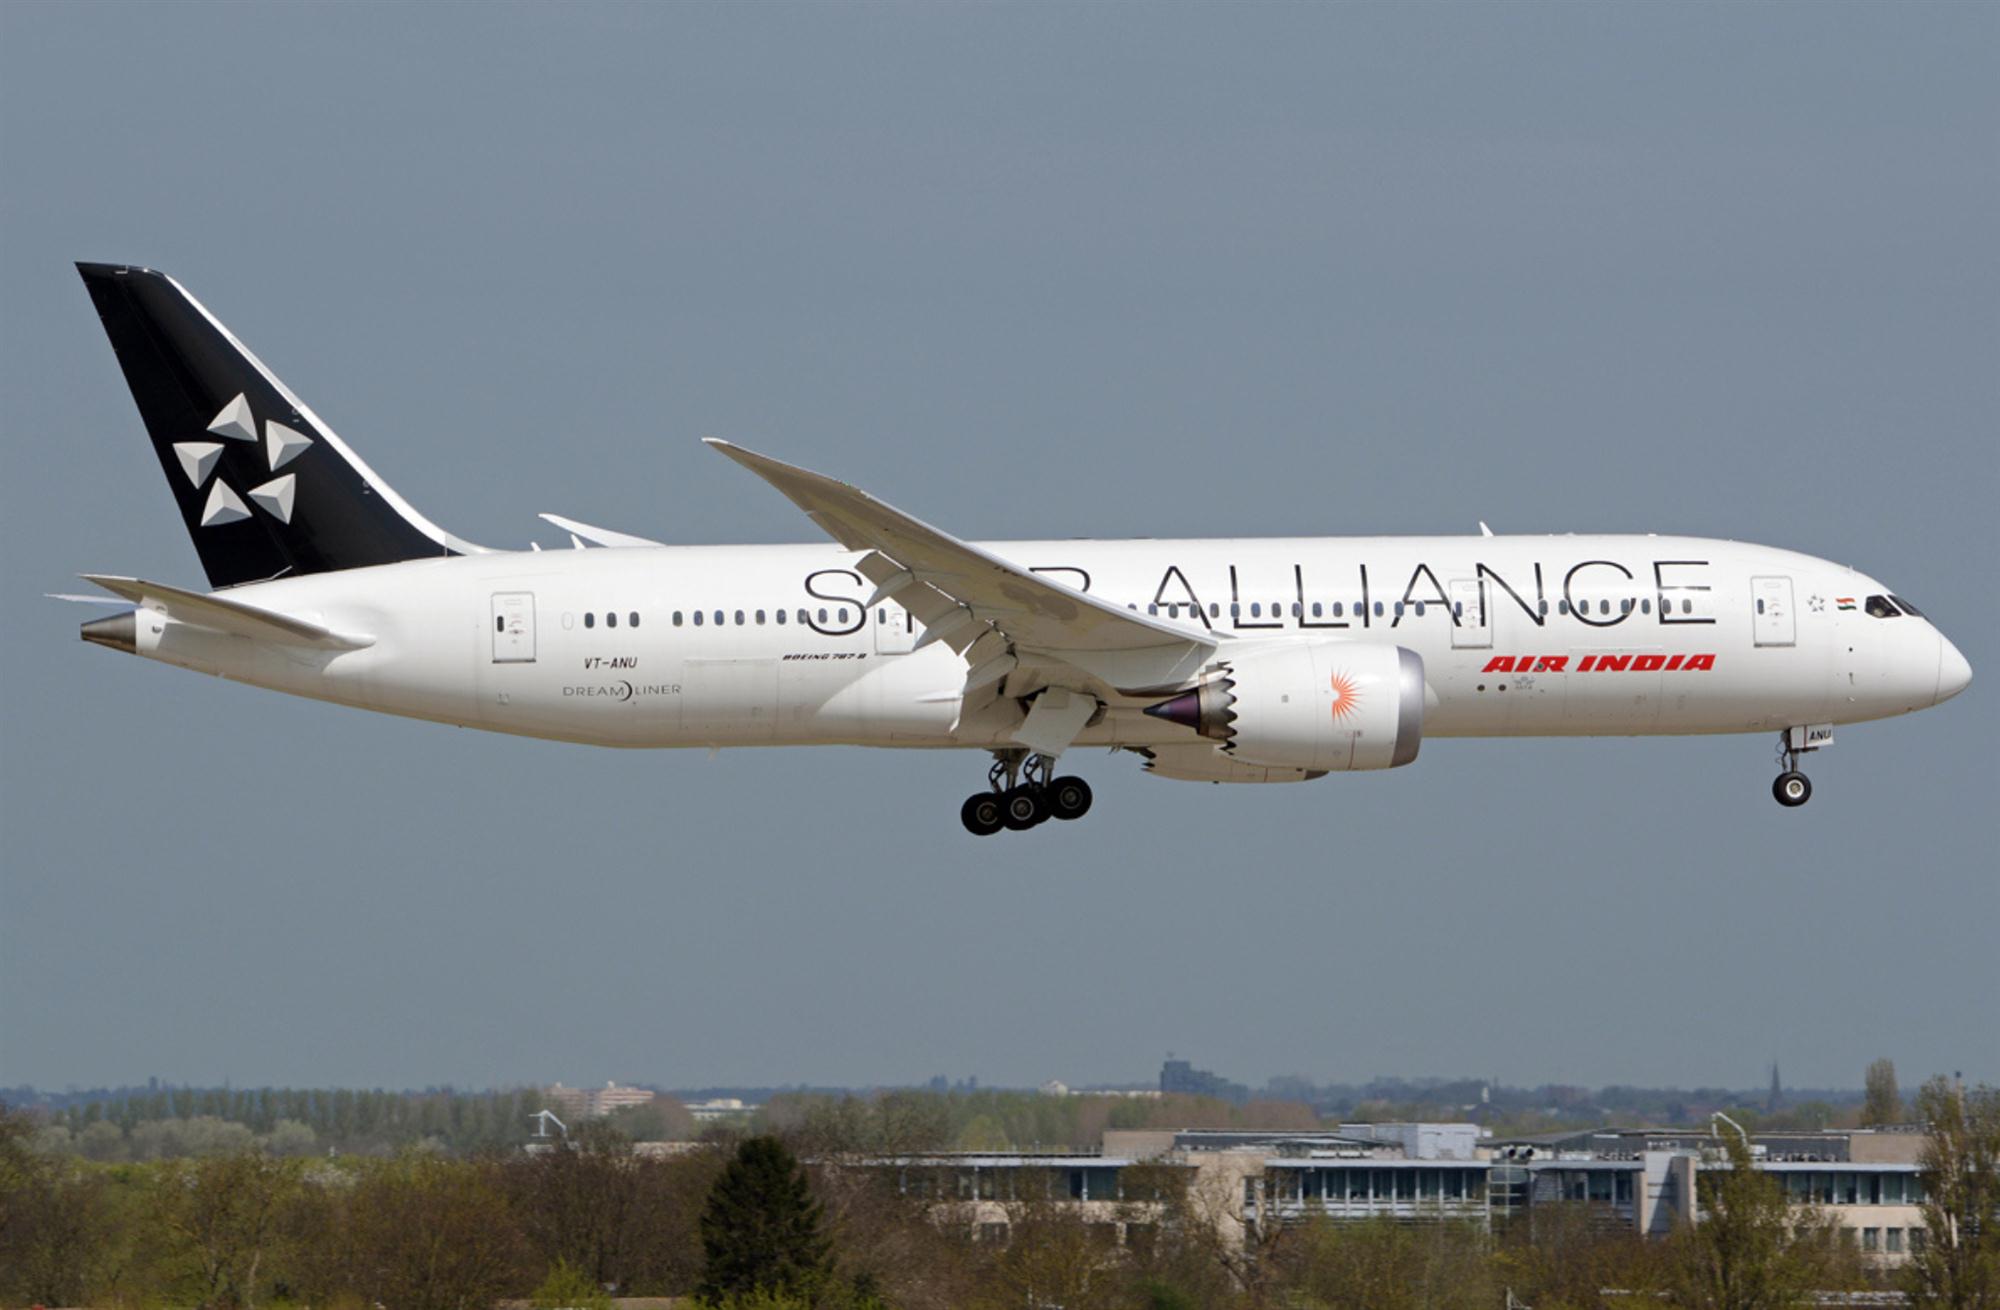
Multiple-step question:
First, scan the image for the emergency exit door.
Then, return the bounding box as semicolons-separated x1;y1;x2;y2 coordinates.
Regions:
491;592;536;662
1750;576;1795;648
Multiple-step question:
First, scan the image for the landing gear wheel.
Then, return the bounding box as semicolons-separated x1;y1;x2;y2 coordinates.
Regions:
1001;786;1049;831
960;793;1005;836
1048;776;1093;821
1772;771;1812;808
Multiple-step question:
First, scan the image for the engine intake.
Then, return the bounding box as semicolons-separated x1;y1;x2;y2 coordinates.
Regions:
1145;641;1425;772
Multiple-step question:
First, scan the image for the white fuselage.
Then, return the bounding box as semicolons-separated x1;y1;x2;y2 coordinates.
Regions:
123;534;1959;752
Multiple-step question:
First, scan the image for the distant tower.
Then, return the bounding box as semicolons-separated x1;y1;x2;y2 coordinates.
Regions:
1766;1061;1783;1113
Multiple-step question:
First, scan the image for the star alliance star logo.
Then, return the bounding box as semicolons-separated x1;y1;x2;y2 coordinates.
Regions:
171;394;313;528
1808;594;1826;613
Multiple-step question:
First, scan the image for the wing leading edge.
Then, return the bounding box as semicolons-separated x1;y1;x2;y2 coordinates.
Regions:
704;440;1214;722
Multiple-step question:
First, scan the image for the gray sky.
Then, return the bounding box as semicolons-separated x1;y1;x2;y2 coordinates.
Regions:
3;2;1994;1096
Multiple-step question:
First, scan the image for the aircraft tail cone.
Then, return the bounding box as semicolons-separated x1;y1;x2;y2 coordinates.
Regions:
81;610;137;654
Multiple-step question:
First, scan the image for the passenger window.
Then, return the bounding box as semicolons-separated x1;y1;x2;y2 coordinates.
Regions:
1682;599;1692;614
692;611;702;626
817;608;828;623
734;610;745;625
1312;602;1323;618
1148;603;1159;615
1414;602;1426;617
1538;600;1549;616
1866;595;1899;618
1453;602;1463;619
1291;603;1301;617
1374;601;1385;617
878;608;888;624
1209;603;1220;618
836;607;849;623
776;608;787;625
1394;602;1405;617
1250;603;1261;617
713;610;724;625
1619;598;1631;615
756;610;766;624
673;611;683;626
584;612;595;629
495;616;504;632
1640;599;1650;614
1231;604;1240;618
630;612;640;628
1889;595;1925;617
1558;600;1570;615
607;612;617;628
1757;599;1766;614
1599;599;1610;616
1333;603;1344;617
797;609;808;624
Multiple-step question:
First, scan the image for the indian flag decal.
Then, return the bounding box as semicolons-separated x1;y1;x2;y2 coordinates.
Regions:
1836;597;1857;611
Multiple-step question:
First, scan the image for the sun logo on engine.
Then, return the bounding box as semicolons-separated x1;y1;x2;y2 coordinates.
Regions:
1329;670;1361;722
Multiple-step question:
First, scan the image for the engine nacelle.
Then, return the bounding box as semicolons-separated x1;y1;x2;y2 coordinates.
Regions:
1144;641;1425;772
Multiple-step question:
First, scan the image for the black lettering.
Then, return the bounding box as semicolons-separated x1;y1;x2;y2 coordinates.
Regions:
804;569;867;636
1395;563;1454;628
1654;559;1716;625
1151;565;1211;629
1229;565;1281;629
1296;564;1349;629
1565;559;1635;628
1476;561;1546;627
1030;565;1092;593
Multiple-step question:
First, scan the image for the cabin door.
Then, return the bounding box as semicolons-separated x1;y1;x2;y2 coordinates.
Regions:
1448;578;1492;649
1751;576;1796;647
491;592;536;663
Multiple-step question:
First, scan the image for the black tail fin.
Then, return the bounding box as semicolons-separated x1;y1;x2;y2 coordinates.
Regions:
76;263;479;588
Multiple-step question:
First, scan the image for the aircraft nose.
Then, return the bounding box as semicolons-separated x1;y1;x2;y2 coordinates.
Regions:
1936;634;1972;706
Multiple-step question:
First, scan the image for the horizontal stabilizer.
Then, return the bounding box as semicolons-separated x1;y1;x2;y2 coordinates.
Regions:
80;575;373;650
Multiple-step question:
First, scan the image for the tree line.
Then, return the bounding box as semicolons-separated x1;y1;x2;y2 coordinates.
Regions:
4;1074;1994;1310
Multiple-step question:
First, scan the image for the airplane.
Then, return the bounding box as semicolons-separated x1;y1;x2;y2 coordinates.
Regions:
67;263;1971;835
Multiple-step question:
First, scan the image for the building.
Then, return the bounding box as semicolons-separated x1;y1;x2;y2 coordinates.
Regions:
1159;1059;1251;1105
544;1081;657;1118
861;1121;1935;1269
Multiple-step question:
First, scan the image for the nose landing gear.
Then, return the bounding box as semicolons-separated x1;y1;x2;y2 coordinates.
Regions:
1771;726;1829;808
960;751;1094;836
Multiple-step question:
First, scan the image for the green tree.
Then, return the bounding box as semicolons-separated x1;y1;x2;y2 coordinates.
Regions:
697;1136;831;1303
1904;1076;2000;1308
153;1153;302;1309
1664;1126;1850;1310
1865;1059;1904;1126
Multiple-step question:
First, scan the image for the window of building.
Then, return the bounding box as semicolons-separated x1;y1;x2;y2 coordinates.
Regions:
1348;1170;1369;1200
1863;1227;1879;1251
1910;1229;1927;1252
1887;1228;1904;1253
1395;1170;1416;1201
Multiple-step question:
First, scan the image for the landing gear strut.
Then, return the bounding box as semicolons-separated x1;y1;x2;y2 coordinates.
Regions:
960;751;1094;836
1771;727;1824;808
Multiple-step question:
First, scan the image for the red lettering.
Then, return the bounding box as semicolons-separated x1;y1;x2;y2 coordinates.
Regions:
1578;656;1595;671
1666;654;1685;671
1535;656;1569;673
1634;655;1665;672
1482;657;1515;673
1683;653;1715;671
1595;654;1631;672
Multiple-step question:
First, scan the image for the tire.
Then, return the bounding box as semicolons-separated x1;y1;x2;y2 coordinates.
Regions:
1001;785;1048;831
960;793;1005;836
1772;771;1812;807
1048;775;1094;821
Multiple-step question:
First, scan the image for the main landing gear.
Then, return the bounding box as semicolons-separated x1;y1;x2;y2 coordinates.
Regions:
1771;726;1826;808
960;751;1093;836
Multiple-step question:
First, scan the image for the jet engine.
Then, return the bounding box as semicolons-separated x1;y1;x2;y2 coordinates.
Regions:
1143;641;1425;772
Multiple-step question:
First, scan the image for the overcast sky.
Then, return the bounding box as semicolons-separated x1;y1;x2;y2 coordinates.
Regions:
3;2;1994;1097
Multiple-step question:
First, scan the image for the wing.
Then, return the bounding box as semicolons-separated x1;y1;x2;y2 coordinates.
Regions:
706;441;1214;736
81;575;374;650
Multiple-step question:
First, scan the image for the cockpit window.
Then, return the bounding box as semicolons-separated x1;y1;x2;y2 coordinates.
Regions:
1865;595;1900;619
1889;595;1925;618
